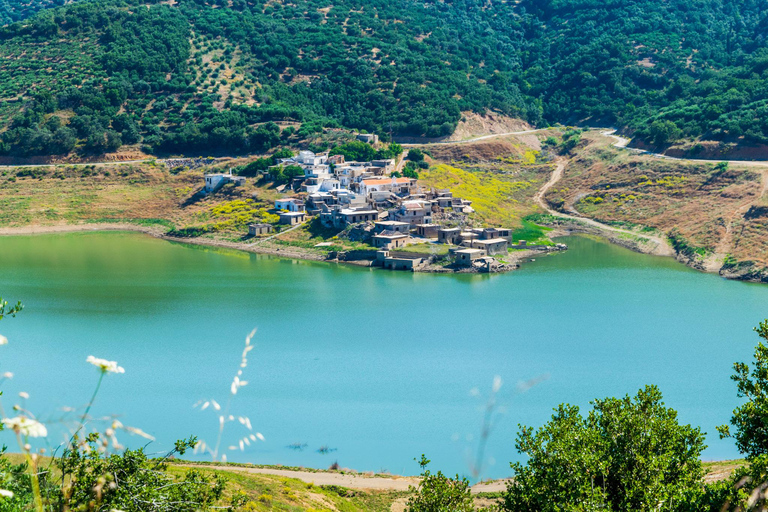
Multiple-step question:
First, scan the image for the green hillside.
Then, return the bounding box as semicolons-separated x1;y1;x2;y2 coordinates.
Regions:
1;0;768;157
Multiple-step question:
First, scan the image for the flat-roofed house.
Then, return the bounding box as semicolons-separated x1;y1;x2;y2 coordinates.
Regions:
374;220;411;234
416;224;439;238
471;238;509;255
339;208;379;225
454;248;485;266
437;227;462;244
372;231;408;249
360;177;412;197
383;254;424;271
495;228;512;241
279;212;306;225
335;165;367;188
248;223;273;236
451;197;474;214
371;159;395;173
275;198;306;212
356;133;379;144
204;172;243;192
323;207;380;228
393;200;432;226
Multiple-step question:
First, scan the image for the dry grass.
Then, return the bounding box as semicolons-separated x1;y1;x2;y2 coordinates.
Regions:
545;131;768;267
0;163;284;239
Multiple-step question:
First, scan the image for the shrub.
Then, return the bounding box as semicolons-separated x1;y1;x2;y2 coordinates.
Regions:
408;148;425;162
406;455;474;512
54;436;226;511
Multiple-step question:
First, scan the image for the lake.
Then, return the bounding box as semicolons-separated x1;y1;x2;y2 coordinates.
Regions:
0;231;766;479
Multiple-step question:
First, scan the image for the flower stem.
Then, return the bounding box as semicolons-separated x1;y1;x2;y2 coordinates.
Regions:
212;397;232;462
67;371;105;449
78;371;104;433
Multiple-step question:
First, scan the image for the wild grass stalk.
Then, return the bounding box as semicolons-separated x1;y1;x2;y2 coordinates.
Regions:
469;373;549;481
193;328;264;462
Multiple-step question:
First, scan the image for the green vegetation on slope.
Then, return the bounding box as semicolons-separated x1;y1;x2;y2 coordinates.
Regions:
4;0;768;157
0;0;536;157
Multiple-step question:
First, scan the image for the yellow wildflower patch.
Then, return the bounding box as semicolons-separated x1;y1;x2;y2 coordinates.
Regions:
419;164;532;226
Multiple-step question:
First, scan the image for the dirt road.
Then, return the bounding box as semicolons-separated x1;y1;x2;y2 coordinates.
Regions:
181;464;510;494
601;129;768;168
534;157;674;256
400;129;545;147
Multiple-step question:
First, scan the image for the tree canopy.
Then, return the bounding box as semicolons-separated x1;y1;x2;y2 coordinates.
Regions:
502;385;706;512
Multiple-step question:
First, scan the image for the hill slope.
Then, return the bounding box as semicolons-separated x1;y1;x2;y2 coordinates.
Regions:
1;0;768;157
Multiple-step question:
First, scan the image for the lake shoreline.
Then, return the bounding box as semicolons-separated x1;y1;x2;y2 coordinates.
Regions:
1;221;766;283
545;221;768;285
0;222;547;275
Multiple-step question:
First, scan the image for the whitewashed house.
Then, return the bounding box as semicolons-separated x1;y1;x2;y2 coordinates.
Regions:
275;198;306;212
204;170;244;193
360;177;411;197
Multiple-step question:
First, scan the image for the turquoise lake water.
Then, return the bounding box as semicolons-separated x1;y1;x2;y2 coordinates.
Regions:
0;231;766;479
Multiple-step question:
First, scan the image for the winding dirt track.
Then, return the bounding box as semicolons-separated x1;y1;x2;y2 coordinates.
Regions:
533;157;674;256
599;129;768;267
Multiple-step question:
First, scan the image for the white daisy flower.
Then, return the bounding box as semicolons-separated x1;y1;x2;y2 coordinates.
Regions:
86;356;125;374
3;416;47;438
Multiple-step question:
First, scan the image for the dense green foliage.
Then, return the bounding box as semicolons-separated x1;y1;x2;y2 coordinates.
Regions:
712;320;768;510
51;435;226;511
329;140;402;162
502;385;706;512
719;320;768;459
0;0;64;26
0;449;34;510
406;455;475;512
522;0;768;145
5;0;768;157
0;0;535;157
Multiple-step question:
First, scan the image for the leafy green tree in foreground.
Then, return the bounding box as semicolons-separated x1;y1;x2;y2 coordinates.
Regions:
715;320;768;510
719;320;768;460
501;385;706;512
406;455;475;512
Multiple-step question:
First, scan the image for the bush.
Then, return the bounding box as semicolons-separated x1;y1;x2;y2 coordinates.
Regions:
330;140;375;162
53;436;226;511
406;455;475;512
403;167;419;179
408;148;425;162
238;157;271;176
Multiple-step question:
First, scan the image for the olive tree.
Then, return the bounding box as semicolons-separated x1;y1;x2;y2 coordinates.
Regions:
502;385;706;512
